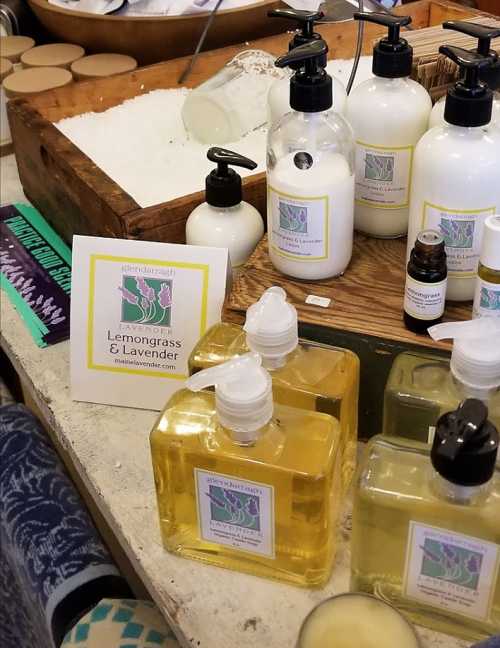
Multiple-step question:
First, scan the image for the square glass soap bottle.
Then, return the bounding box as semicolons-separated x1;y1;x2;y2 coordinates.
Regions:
151;353;342;588
352;399;500;642
383;318;500;443
188;286;359;491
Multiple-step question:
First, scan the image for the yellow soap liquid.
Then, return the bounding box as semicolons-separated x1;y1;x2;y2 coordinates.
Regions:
383;351;500;443
188;323;359;491
151;390;342;587
351;438;500;642
298;594;420;648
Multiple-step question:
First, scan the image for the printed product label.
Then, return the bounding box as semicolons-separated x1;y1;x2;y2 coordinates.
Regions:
422;203;496;278
404;275;447;321
354;142;413;209
195;469;275;558
404;522;500;621
428;426;436;445
268;185;328;261
473;278;500;319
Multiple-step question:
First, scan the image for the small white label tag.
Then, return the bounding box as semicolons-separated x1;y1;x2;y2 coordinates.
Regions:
305;295;331;308
427;426;436;445
195;469;275;558
473;278;500;319
404;522;500;621
354;141;413;209
404;275;447;321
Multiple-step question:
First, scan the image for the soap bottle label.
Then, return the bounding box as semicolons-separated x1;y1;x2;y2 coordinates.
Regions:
422;203;496;277
403;522;500;621
268;185;328;261
354;142;413;209
194;469;275;558
403;276;447;320
473;278;500;319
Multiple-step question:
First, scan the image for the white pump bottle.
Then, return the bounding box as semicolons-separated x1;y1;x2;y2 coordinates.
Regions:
407;46;500;302
186;147;264;273
346;12;431;238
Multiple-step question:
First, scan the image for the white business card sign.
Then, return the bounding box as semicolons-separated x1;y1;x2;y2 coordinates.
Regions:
70;235;228;410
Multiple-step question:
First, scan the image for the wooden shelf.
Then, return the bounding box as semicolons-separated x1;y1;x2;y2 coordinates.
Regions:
225;234;472;351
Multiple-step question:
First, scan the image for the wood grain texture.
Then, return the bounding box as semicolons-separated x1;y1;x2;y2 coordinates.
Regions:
225;235;472;351
8;1;489;246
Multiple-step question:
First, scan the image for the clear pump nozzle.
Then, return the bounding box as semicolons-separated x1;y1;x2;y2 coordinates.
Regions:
186;352;273;442
428;319;500;391
243;287;298;367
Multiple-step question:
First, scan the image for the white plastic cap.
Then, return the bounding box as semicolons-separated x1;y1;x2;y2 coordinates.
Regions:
186;352;273;443
428;319;500;390
480;214;500;271
243;287;298;362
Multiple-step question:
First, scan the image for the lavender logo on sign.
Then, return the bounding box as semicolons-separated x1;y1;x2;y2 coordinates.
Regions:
118;275;172;327
206;486;260;531
420;539;483;590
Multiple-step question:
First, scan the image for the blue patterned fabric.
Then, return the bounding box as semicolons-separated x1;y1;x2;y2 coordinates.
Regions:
0;404;128;648
472;639;500;648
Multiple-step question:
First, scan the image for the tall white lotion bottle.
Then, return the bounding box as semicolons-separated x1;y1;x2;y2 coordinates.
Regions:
186;147;264;271
346;12;431;238
428;21;500;131
267;8;347;127
407;46;500;302
267;39;355;281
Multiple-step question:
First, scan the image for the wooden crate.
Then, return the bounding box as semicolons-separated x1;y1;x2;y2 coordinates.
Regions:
8;0;489;246
223;235;472;438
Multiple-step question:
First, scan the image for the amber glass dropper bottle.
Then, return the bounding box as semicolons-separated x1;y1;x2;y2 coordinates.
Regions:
404;230;447;334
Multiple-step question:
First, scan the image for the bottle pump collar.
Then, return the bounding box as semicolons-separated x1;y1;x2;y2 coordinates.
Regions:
244;287;298;364
431;399;498;486
205;147;257;208
275;39;332;113
354;12;413;78
268;9;326;69
428;318;500;392
440;45;493;127
186;353;273;443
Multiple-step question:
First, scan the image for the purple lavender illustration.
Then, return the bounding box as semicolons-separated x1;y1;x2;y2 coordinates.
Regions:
119;277;172;326
245;497;259;518
118;286;139;305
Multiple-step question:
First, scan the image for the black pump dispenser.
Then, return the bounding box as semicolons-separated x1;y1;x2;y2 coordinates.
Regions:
354;12;413;78
431;399;499;487
268;9;326;68
205;148;257;208
440;45;493;127
443;21;500;91
275;40;332;113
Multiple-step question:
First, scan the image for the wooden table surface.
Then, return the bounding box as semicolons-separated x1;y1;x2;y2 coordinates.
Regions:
0;154;469;648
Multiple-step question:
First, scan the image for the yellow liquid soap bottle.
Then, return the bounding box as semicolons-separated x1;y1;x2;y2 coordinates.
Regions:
150;353;342;587
352;399;500;642
188;286;360;491
383;318;500;444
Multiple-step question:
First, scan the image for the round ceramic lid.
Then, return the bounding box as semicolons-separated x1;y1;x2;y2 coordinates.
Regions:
0;57;13;82
71;53;137;79
0;36;35;62
3;66;73;97
21;43;85;68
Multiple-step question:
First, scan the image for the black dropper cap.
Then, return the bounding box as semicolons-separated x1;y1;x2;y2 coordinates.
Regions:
443;21;500;91
205;148;257;208
354;12;413;78
268;9;326;69
275;40;332;113
440;45;493;127
431;399;499;487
